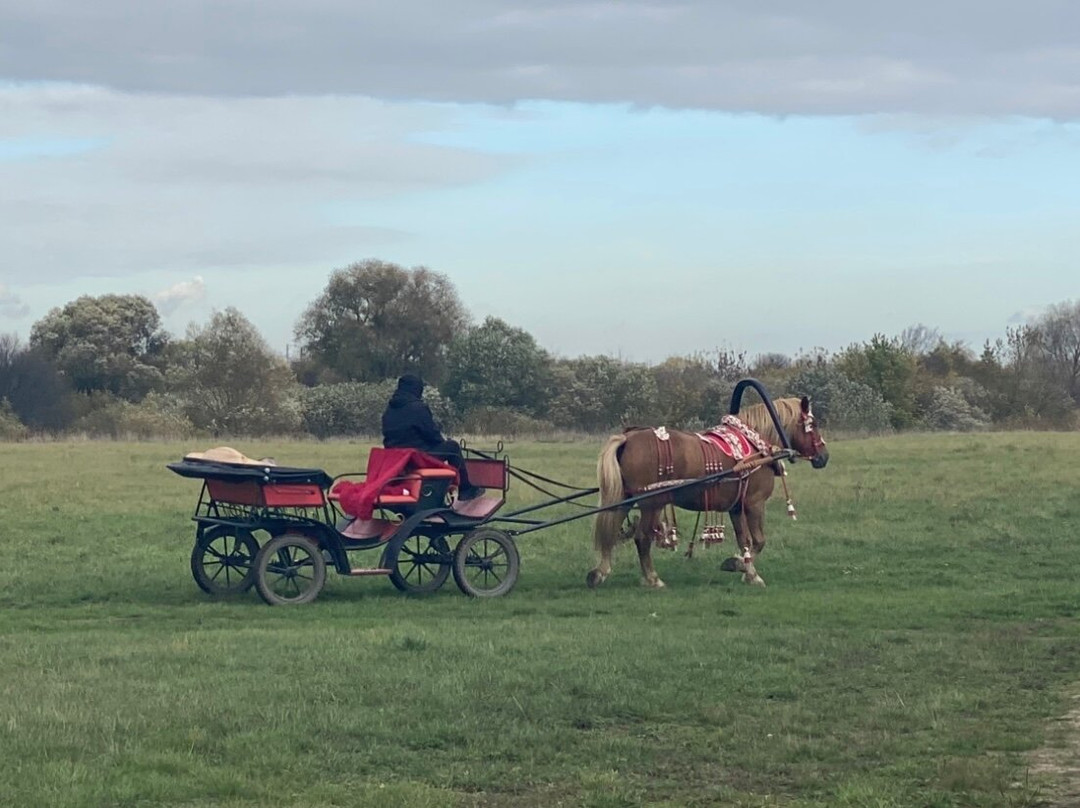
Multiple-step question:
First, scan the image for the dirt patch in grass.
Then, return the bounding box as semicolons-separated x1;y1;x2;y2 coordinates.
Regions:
1029;692;1080;806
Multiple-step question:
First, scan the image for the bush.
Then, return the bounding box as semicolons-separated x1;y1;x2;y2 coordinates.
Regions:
787;364;894;433
299;380;455;438
0;399;29;440
923;386;991;432
454;406;555;438
547;357;658;432
171;308;302;437
72;393;196;439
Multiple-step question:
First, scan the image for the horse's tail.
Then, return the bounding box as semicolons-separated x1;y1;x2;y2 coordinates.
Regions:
593;433;629;555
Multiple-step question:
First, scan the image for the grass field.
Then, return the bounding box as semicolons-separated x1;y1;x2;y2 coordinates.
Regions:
1;433;1079;807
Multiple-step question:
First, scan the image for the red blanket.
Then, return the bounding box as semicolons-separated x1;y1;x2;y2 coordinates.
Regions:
335;448;456;520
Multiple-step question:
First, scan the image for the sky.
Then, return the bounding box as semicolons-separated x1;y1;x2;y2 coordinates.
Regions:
1;1;1078;362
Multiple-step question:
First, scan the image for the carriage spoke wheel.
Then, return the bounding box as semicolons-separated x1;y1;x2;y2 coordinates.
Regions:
191;525;259;595
385;534;452;594
452;528;520;598
253;533;327;606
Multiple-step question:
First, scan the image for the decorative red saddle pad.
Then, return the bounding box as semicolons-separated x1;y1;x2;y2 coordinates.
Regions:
699;426;753;459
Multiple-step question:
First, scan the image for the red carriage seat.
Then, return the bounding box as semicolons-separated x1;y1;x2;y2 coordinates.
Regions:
334;448;457;520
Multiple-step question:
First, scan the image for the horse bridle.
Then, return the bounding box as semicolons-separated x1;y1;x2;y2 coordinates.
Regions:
797;411;827;458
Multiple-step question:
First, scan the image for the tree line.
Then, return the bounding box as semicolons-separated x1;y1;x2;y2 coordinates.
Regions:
2;259;1078;439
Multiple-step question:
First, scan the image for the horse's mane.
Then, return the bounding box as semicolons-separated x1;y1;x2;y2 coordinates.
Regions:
738;398;802;443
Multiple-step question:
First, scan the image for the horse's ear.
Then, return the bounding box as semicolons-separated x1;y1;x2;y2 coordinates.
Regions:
800;395;811;414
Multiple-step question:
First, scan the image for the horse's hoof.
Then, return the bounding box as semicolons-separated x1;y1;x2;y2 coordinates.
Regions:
586;569;605;589
640;577;666;589
719;557;744;573
743;574;766;588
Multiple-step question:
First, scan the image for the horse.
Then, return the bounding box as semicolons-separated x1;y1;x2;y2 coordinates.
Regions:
586;396;828;590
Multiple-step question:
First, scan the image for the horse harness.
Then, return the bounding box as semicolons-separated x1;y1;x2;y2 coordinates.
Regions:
639;416;798;552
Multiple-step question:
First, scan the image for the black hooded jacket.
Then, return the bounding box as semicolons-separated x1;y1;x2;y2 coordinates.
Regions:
381;375;444;450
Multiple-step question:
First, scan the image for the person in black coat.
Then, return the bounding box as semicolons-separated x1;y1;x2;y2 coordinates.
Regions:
381;374;481;499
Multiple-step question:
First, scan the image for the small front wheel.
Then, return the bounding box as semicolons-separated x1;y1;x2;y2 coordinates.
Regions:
254;533;327;606
191;525;259;595
452;529;520;598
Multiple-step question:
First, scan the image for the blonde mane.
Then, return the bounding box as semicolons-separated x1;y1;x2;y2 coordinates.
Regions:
737;397;803;444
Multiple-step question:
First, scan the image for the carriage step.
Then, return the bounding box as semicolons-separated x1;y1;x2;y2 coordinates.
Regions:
347;568;392;576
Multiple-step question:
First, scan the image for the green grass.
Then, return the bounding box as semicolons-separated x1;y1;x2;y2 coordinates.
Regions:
1;433;1079;807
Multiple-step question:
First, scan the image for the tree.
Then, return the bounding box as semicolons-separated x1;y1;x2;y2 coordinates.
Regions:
836;334;918;428
442;317;552;414
899;323;943;356
1028;300;1080;405
29;294;167;400
0;334;76;431
649;353;726;428
786;363;893;432
294;259;469;384
548;356;658;432
172;308;300;435
993;325;1073;424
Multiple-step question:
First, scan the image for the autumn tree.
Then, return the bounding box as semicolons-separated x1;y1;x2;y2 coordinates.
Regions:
1029;300;1080;405
548;356;658;432
171;308;299;435
442;317;552;414
649;354;726;428
835;334;918;428
29;294;168;400
294;259;469;384
0;334;76;431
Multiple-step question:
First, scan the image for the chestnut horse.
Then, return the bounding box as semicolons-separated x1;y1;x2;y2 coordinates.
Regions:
586;397;828;589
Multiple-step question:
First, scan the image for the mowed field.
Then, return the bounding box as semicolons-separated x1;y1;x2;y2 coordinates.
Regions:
1;433;1079;807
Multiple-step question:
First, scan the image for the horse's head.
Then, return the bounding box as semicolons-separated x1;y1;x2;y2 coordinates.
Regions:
789;396;828;469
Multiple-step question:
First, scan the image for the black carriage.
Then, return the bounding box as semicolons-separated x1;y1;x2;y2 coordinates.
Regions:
168;449;518;605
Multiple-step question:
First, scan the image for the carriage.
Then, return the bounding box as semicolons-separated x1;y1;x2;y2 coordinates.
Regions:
168;448;521;604
167;380;826;604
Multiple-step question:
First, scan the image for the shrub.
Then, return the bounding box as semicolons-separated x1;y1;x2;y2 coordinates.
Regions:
299;380;455;438
787;364;894;433
0;399;29;440
923;386;991;432
72;392;196;439
454;406;555;438
171;308;302;436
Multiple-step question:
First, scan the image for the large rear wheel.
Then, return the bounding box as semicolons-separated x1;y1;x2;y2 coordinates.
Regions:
190;526;259;595
452;528;520;598
384;534;452;594
254;533;327;606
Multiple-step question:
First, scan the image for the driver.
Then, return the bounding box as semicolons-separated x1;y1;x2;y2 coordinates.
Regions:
380;374;482;500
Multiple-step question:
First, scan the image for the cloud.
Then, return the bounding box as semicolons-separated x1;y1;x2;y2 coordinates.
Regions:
1;1;1079;118
0;284;30;319
153;275;207;315
0;85;515;285
1008;304;1050;324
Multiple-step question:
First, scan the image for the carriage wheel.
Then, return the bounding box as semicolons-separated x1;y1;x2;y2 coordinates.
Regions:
253;532;327;606
452;528;520;598
190;525;259;595
384;534;452;594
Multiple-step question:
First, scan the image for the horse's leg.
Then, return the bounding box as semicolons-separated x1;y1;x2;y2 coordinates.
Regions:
586;506;628;588
719;501;747;573
634;508;665;589
738;501;766;588
747;498;767;556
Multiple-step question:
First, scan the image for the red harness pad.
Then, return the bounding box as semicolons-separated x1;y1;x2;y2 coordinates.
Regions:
699;426;754;459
